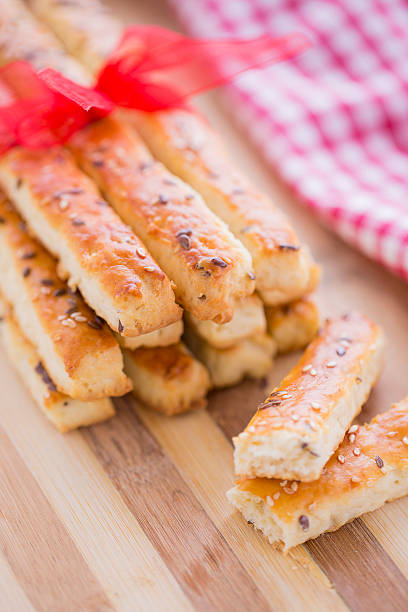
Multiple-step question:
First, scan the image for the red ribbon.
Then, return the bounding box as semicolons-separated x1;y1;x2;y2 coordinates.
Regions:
0;25;310;154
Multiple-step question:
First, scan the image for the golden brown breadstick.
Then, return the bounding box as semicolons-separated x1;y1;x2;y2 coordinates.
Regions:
1;312;115;431
124;342;210;415
228;398;408;551
26;0;319;305
0;195;131;399
233;313;385;482
0;147;181;336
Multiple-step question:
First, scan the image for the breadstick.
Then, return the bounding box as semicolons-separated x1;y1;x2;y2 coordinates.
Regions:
1;311;115;431
25;0;319;305
0;0;90;83
0;147;181;336
1;1;255;322
183;326;276;388
184;294;266;349
124;343;210;416
266;296;319;354
0;195;131;399
233;313;385;481
118;320;183;350
228;398;408;551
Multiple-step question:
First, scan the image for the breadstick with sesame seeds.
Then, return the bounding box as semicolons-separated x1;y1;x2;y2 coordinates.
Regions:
0;1;255;323
0;311;116;431
228;398;408;551
0;194;132;400
0;146;182;336
233;313;385;482
25;0;319;306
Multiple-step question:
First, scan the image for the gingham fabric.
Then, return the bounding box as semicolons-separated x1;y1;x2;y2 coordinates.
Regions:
168;0;408;281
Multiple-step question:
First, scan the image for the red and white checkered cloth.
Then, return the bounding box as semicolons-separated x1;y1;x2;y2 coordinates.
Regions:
168;0;408;281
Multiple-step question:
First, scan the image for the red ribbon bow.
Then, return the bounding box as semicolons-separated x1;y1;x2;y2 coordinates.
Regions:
0;25;310;154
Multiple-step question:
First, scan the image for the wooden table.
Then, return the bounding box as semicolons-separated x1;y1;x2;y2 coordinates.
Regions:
1;1;408;610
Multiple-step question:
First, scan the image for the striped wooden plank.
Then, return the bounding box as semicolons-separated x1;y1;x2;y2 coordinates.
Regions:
0;351;192;612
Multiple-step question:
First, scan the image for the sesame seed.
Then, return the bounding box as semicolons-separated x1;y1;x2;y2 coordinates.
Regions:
308;420;317;431
72;219;85;226
386;431;398;437
53;288;66;297
375;455;384;468
247;271;256;280
144;266;155;272
72;314;87;323
336;346;346;356
62;318;76;328
280;393;291;399
337;454;345;464
158;194;168;204
40;287;51;295
353;448;361;456
59;199;69;210
136;248;146;258
351;475;361;484
266;495;274;506
279;243;300;251
177;233;191;250
198;294;206;300
299;515;309;531
403;437;408;446
291;482;298;492
348;424;358;434
20;251;36;259
302;364;312;372
118;319;124;333
349;433;356;444
326;361;337;368
247;426;255;433
273;492;280;500
311;402;320;410
310;369;317;376
41;279;54;286
280;480;287;487
22;267;31;278
211;256;228;268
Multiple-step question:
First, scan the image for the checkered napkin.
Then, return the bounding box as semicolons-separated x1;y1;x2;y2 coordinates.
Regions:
168;0;408;281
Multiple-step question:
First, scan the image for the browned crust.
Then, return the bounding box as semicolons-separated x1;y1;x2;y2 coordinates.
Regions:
243;312;382;436
0;195;119;374
0;147;181;335
237;398;408;523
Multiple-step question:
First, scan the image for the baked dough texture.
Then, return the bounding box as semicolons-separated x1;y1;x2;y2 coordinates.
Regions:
266;296;320;354
228;397;408;550
68;118;255;323
1;313;115;432
0;147;181;336
184;325;277;388
0;195;131;399
184;294;266;349
234;313;385;481
26;0;319;306
118;320;183;350
124;342;210;415
0;0;90;83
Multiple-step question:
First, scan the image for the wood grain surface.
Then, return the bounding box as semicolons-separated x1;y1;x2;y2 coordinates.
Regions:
1;1;408;610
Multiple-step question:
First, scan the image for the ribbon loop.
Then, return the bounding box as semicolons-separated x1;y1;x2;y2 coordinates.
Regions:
0;26;310;152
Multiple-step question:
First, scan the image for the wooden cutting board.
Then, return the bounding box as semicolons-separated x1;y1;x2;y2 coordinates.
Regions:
1;1;408;610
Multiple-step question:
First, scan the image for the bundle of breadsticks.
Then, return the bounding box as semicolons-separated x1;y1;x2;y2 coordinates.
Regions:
0;0;319;431
228;312;408;549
